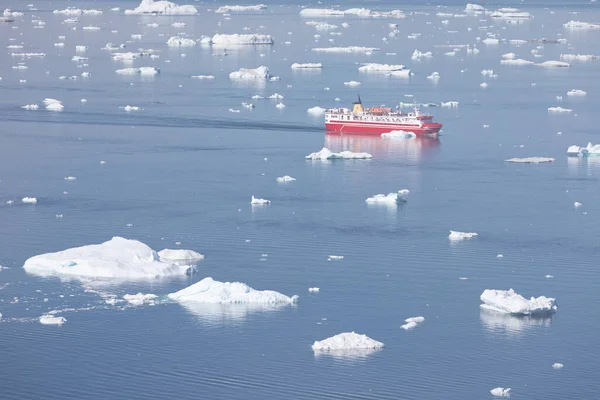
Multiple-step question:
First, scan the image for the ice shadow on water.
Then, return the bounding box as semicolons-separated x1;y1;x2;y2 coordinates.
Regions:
313;347;383;361
176;301;293;326
480;309;553;336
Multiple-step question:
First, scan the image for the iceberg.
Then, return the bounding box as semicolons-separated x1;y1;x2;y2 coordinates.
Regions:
39;315;67;325
567;142;600;156
536;60;570;68
158;249;204;261
22;197;37;204
215;5;266;13
250;195;270;205
116;67;160;76
124;0;198;15
123;293;158;305
308;287;320;293
312;332;384;351
168;277;298;305
229;66;271;80
480;289;557;316
401;316;425;330
501;58;534;66
366;190;409;205
300;8;405;19
564;20;600;29
305;147;372;160
483;38;499;45
23;237;193;279
211;34;273;45
344;81;361;87
490;388;511;397
449;231;477;240
291;63;322;69
548;107;572;113
411;49;433;61
505;157;555;163
328;255;344;261
441;101;458;108
490;9;532;19
166;36;196;47
381;131;416;139
21;104;39;110
43;98;64;111
358;63;405;72
307;106;325;116
312;46;379;54
276;175;296;183
53;8;102;15
560;54;598;62
191;75;215;80
306;21;338;30
567;89;586;97
552;363;564;369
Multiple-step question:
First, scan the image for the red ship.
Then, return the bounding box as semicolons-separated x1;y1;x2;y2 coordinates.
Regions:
325;96;442;135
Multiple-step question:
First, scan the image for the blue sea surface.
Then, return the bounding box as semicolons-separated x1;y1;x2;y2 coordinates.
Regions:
1;1;600;399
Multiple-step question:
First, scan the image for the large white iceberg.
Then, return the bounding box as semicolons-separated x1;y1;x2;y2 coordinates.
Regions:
124;0;198;15
229;66;271;80
168;277;298;305
366;190;409;205
23;237;194;279
215;4;266;13
307;106;326;116
211;34;273;45
312;332;384;351
158;249;204;261
305;147;372;160
567;142;600;156
480;289;557;316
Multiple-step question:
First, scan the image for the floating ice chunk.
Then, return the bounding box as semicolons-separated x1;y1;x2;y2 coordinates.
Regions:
216;5;266;13
328;255;344;261
358;63;405;72
291;63;322;69
312;332;384;351
45;99;64;111
168;277;298;305
548;107;572;113
401;316;425;330
449;231;477;240
491;9;532;19
573;202;583;208
480;82;488;88
502;53;516;59
276;175;296;183
308;287;320;293
53;8;102;15
536;60;570;68
411;49;433;61
441;101;458;108
124;293;157;305
124;0;198;15
427;72;440;81
564;20;600;29
546;274;554;279
23;237;193;279
305;147;372;160
312;46;379;54
497;254;504;258
567;89;586;97
307;106;325;116
22;197;37;204
75;45;87;52
116;67;160;76
21;104;39;110
381;130;416;139
166;36;196;47
121;105;140;112
501;58;534;66
158;249;204;261
191;75;215;80
306;21;338;30
64;176;77;181
552;363;564;369
251;195;270;205
505;157;555;163
344;80;361;87
366;190;410;205
465;4;485;13
567;142;600;156
229;66;271;80
39;315;67;325
82;26;100;30
480;289;557;315
560;54;598;62
490;388;511;397
275;102;286;109
211;34;273;45
405;316;425;323
267;93;283;99
483;38;499;45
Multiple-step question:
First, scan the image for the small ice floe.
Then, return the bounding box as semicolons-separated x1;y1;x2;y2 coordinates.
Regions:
291;63;322;69
39;315;66;325
64;176;76;181
366;190;410;205
497;254;504;258
166;36;196;47
123;293;158;305
21;104;39;110
536;60;570;68
81;99;87;103
301;8;404;18
267;93;283;100
483;38;499;45
465;3;485;13
567;89;586;97
43;98;64;111
480;82;488;88
124;0;198;15
574;202;583;208
427;72;440;81
312;46;379;54
168;277;298;304
82;25;100;30
552;363;564;369
81;72;90;78
120;105;140;112
344;81;361;87
172;22;186;28
480;289;557;315
564;20;600;29
275;102;286;109
229;66;271;80
215;5;267;13
502;52;517;59
567;142;600;156
449;231;477;240
211;33;273;45
22;197;37;204
358;63;405;73
307;106;325;116
401;316;425;330
505;157;555;163
501;59;534;66
251;195;270;205
242;102;254;109
490;387;511;398
328;255;344;261
308;287;320;293
441;101;458;108
560;54;598;62
545;274;554;279
381;130;416;139
305;147;372;160
158;249;204;261
276;175;296;183
411;49;433;61
312;332;384;352
229;109;240;113
116;67;160;76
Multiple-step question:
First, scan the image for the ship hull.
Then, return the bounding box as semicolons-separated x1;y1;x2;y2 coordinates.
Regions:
325;121;442;135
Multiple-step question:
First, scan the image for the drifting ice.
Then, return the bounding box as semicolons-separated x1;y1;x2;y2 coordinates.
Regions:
116;67;160;76
230;66;271;80
505;157;555;163
251;195;270;205
381;131;416;139
366;190;409;205
401;316;425;330
124;293;158;305
300;8;405;19
157;249;204;261
312;46;379;54
567;89;586;97
312;332;384;351
449;231;478;240
124;0;198;15
552;363;564;369
39;315;67;325
307;106;326;116
567;143;600;156
276;175;296;183
291;63;322;69
564;20;600;29
212;34;274;45
22;197;37;204
167;36;196;47
480;289;557;315
358;63;405;72
305;147;372;160
215;5;266;13
501;59;534;66
490;388;511;397
536;61;570;68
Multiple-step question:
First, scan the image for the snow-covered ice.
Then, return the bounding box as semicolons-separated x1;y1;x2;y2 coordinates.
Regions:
490;388;511;397
449;231;478;240
312;332;384;352
305;147;372;160
39;315;67;325
276;175;296;183
366;190;409;205
229;66;271;80
480;289;557;315
124;0;198;15
166;36;196;47
251;195;270;205
567;89;586;97
157;249;204;261
505;157;555;163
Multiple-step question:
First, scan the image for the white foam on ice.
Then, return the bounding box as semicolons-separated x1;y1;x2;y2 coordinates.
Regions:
449;231;478;240
124;0;198;15
291;63;322;69
366;190;409;205
251;195;270;205
168;277;298;305
158;249;204;261
305;147;372;160
312;332;384;352
505;157;555;163
480;289;557;315
215;5;266;13
23;237;192;279
312;46;379;54
123;293;158;305
39;315;67;325
490;388;511;397
276;175;296;183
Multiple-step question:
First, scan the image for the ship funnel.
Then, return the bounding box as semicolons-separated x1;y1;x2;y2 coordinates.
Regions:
352;94;364;113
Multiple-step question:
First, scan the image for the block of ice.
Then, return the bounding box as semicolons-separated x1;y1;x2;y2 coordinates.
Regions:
366;190;409;205
567;142;600;156
39;315;67;325
344;81;361;87
312;332;384;351
505;157;555;163
552;363;564;369
229;66;271;80
536;60;570;68
312;46;379;54
305;147;372;160
23;237;192;279
158;249;204;261
401;321;417;330
449;231;477;240
215;5;266;13
308;287;320;293
166;36;196;47
358;63;405;72
250;195;270;205
168;277;298;305
490;387;511;397
116;67;160;76
301;8;404;18
381;130;416;139
291;63;322;69
124;0;198;15
191;75;215;80
548;107;572;113
502;52;516;59
483;38;499;45
22;197;37;204
328;255;344;261
307;106;325;116
405;316;425;323
567;89;586;97
501;59;534;65
21;104;39;110
465;4;485;13
480;289;557;315
212;34;273;45
276;175;296;183
123;293;158;305
560;54;598;61
564;20;600;29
